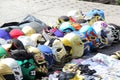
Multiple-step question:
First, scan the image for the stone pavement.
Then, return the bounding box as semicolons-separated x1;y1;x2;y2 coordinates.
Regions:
0;0;120;26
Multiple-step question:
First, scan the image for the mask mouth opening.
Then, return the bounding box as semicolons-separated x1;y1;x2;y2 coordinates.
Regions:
20;76;23;80
36;60;46;65
14;71;23;80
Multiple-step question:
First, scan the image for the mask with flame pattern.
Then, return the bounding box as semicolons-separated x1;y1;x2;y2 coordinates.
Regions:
79;25;99;52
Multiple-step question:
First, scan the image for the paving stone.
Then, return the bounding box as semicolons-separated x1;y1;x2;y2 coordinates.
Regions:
0;0;120;26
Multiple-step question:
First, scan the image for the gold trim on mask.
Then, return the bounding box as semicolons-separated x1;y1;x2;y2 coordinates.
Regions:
0;62;14;80
36;65;48;73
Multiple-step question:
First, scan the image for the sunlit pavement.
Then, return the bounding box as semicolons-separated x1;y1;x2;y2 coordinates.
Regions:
0;0;120;25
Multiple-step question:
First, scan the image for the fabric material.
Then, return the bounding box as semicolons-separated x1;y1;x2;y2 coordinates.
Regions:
22;26;36;36
27;46;46;67
0;29;11;40
0;58;23;80
45;38;67;62
17;59;35;80
50;28;64;37
92;21;108;48
0;47;8;58
30;33;42;46
0;38;6;45
64;32;84;58
11;39;25;50
72;23;82;31
59;22;75;33
10;50;36;80
17;36;36;49
67;10;84;22
60;38;73;54
79;25;99;51
37;45;54;66
0;62;16;80
27;46;48;78
22;15;47;32
58;16;70;24
85;9;105;20
9;29;24;39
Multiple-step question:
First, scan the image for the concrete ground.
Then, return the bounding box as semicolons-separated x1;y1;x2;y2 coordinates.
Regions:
0;0;120;25
0;0;120;56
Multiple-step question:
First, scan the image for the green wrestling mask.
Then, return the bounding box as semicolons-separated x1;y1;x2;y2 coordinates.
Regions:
11;50;36;80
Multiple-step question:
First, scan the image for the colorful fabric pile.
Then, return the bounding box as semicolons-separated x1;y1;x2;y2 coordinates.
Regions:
0;9;120;80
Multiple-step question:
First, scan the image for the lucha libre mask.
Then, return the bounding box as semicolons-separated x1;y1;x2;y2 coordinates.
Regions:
9;29;24;39
59;22;75;33
85;9;105;25
57;16;70;25
37;45;54;66
72;31;90;55
64;32;84;58
22;26;36;36
104;24;114;45
79;25;99;51
0;58;23;80
0;62;16;80
1;39;13;52
30;33;42;46
0;29;12;40
17;36;36;49
27;46;48;74
92;21;109;48
107;23;120;43
2;39;25;53
20;15;47;33
45;38;67;62
0;38;7;45
67;9;84;22
87;9;105;19
60;38;73;55
62;63;78;73
17;59;35;80
10;50;36;80
0;46;8;58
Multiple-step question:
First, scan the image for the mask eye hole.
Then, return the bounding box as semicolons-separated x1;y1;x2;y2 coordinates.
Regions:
82;39;88;43
90;36;96;40
57;48;62;52
22;62;32;68
64;46;71;51
64;46;72;53
14;71;20;75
